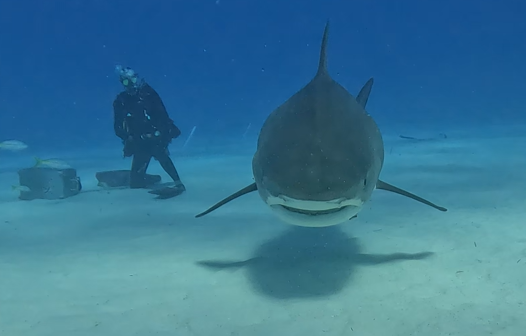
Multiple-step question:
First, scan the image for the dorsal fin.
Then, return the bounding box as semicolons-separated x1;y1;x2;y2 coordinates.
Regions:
316;21;330;77
356;77;374;108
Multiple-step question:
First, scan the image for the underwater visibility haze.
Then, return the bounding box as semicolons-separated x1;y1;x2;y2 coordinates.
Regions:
1;0;526;335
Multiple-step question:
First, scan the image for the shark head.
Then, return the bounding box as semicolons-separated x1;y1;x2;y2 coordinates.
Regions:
251;94;383;227
252;159;379;227
250;23;383;227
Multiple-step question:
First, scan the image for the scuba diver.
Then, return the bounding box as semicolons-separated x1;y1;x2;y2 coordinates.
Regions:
112;65;186;199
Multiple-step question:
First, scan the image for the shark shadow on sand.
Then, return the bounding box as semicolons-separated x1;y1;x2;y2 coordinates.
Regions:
196;226;433;300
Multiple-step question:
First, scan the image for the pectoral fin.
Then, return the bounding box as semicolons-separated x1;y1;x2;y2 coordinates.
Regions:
195;182;258;218
376;180;447;212
356;78;374;108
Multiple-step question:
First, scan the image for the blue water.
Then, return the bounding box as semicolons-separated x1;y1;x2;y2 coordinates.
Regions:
1;0;526;335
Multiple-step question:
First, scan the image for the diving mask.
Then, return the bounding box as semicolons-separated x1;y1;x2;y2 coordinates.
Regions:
121;77;137;86
115;65;140;88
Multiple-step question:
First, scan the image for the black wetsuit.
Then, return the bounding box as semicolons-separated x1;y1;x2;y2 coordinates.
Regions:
113;83;184;189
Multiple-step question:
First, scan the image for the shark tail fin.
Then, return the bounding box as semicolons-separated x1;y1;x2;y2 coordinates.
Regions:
316;20;330;77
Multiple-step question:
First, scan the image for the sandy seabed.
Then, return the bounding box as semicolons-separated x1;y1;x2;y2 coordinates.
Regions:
0;127;525;336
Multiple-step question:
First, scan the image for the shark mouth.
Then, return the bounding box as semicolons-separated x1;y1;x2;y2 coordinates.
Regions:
265;195;364;227
279;205;346;216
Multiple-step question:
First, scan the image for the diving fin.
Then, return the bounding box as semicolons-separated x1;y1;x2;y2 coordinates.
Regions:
148;184;186;199
376;180;447;212
195;182;258;218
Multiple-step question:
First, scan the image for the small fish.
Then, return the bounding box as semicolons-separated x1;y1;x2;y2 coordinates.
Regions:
0;140;28;152
11;185;30;192
34;157;71;169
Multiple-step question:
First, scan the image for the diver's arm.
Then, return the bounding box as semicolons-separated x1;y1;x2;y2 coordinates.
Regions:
113;98;128;140
147;86;171;122
142;85;181;140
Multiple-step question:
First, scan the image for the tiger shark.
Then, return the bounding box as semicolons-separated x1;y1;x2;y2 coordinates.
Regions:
195;21;447;227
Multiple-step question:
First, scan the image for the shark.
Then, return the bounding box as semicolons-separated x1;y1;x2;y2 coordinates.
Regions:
195;21;447;227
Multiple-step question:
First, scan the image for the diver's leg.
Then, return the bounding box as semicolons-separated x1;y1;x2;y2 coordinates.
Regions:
147;146;186;198
154;149;185;189
130;151;152;188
